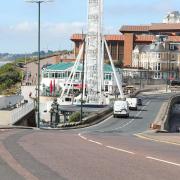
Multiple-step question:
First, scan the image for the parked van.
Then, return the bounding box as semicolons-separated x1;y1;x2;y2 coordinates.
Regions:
126;98;138;110
113;100;129;118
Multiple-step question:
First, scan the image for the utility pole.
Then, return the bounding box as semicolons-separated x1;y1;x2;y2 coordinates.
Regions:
166;52;170;92
25;0;53;128
80;34;86;123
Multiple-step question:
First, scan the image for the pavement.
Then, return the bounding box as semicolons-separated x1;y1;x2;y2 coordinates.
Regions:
135;130;180;146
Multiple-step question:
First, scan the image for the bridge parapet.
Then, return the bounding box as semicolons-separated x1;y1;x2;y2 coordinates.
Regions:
0;102;34;126
151;94;180;131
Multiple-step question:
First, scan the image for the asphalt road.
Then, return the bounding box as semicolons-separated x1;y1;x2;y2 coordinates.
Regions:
0;92;180;180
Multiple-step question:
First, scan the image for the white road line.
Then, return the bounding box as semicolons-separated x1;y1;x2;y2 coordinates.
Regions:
79;133;135;155
106;146;135;155
85;115;113;129
88;140;103;145
146;156;180;167
78;133;87;140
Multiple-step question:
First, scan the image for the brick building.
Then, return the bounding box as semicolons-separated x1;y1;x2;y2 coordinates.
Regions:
71;12;180;67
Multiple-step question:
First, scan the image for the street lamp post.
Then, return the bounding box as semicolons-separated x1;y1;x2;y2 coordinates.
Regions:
25;0;53;128
166;52;170;92
80;34;86;123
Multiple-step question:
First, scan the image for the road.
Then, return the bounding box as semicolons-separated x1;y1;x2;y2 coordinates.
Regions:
0;92;180;180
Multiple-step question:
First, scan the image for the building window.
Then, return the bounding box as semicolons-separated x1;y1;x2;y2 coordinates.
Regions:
49;73;54;78
55;73;58;78
75;72;80;79
154;72;161;79
104;74;112;80
157;53;161;59
105;85;108;92
59;72;65;79
43;73;48;78
171;54;176;60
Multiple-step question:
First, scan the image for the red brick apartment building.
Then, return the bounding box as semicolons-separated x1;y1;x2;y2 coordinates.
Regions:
71;23;180;67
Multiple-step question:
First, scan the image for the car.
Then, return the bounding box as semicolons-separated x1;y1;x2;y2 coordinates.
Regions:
113;100;129;118
137;98;142;106
126;97;138;110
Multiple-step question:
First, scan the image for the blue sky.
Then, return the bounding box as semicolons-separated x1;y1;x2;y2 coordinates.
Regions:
0;0;180;53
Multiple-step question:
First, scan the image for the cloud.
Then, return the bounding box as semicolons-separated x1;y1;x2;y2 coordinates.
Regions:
10;22;37;32
0;21;86;53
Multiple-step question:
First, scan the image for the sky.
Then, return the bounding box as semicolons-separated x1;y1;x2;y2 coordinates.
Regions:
0;0;180;53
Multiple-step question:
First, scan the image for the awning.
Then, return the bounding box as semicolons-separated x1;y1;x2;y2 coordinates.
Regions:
74;84;87;89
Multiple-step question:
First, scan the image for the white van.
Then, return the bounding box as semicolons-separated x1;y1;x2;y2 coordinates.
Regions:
126;98;138;110
113;100;129;118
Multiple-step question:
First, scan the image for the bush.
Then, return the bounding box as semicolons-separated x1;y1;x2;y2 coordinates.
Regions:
69;112;81;123
0;63;22;94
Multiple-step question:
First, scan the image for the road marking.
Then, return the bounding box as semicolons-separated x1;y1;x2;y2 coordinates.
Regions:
146;156;180;167
88;140;103;145
78;133;87;140
78;134;135;154
85;115;113;129
135;133;180;146
106;146;135;155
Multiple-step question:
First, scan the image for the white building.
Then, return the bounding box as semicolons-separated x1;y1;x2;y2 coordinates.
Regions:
40;62;122;96
163;11;180;23
132;35;180;79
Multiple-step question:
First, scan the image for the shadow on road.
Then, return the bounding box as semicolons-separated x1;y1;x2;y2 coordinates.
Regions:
129;116;143;119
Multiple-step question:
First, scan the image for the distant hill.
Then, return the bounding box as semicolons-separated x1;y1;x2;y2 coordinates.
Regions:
0;50;73;62
0;50;56;62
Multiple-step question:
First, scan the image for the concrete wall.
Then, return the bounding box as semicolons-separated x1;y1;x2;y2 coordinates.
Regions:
0;111;12;125
14;109;36;127
164;95;180;131
152;94;180;131
0;102;34;126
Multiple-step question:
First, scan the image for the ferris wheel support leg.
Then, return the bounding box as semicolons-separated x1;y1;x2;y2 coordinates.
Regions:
60;43;84;99
103;37;124;99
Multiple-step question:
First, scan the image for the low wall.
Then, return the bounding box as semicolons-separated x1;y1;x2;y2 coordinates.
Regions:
0;111;12;125
58;107;113;129
0;102;35;126
151;94;180;131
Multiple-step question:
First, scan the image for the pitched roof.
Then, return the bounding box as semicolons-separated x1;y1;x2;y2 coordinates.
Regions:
135;43;166;53
71;34;180;43
149;43;166;52
135;35;154;42
150;23;180;31
44;62;118;73
71;34;124;41
120;23;180;32
46;62;74;71
120;25;150;32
